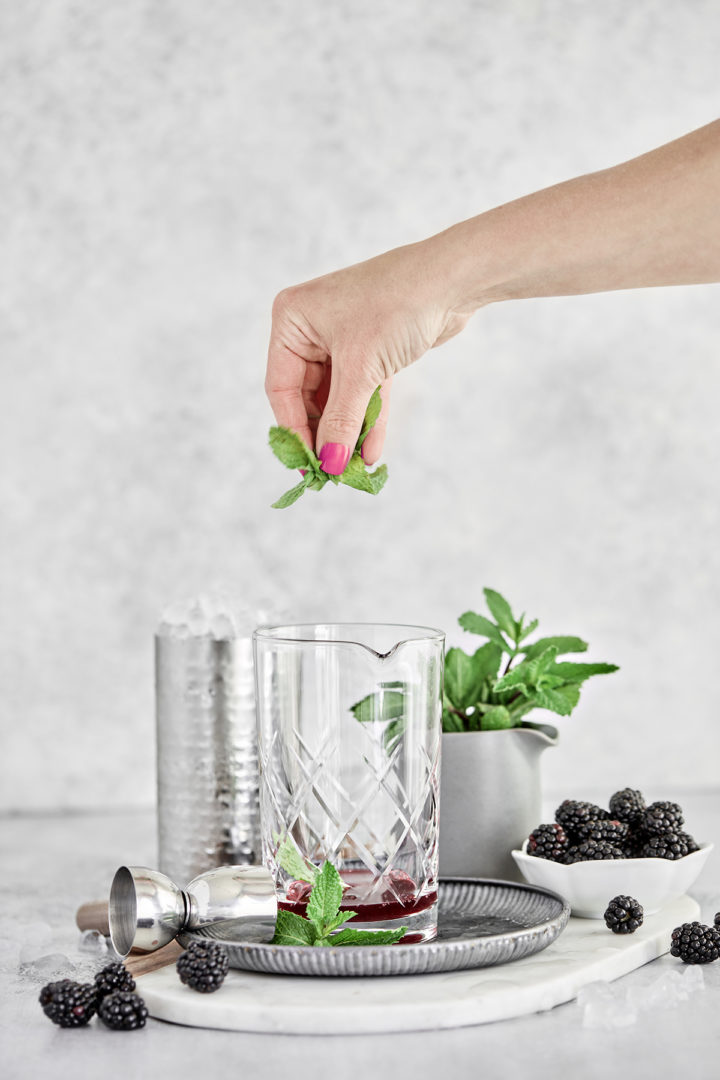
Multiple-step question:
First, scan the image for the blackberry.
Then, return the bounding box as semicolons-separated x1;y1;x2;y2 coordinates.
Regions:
604;895;644;934
639;831;698;860
670;922;720;964
570;839;625;862
98;990;148;1030
176;941;229;993
94;962;135;999
527;823;569;861
608;788;646;826
555;800;609;840
39;979;98;1028
622;828;649;859
715;913;720;930
641;801;684;836
574;819;629;845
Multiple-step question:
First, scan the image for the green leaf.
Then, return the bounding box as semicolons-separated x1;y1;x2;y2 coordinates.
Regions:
531;686;579;716
493;647;558;694
483;588;517;641
458;611;510;650
330;927;407;947
383;718;406;754
321;911;356;936
339;454;388;495
308;474;329;491
550;661;619;682
479;705;514;730
470;642;503;682
306;862;344;932
518;618;539;642
442;708;465;733
272;910;318;946
268;426;314;469
522;636;588;659
356;386;383;450
350;689;406;724
275;836;319;884
271;476;310;509
444;647;484;709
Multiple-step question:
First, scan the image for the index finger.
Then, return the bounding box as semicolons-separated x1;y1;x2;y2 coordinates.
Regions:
265;334;316;451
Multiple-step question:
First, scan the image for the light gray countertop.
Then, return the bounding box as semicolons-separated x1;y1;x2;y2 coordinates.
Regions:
1;791;719;1080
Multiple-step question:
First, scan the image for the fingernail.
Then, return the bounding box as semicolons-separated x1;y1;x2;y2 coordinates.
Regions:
299;469;307;476
319;443;350;475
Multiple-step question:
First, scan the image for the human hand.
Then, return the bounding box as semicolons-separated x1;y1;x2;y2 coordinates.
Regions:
265;240;471;473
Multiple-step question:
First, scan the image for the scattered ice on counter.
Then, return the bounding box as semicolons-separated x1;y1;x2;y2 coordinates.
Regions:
77;929;110;957
578;982;638;1029
18;953;76;983
579;966;705;1029
158;594;239;640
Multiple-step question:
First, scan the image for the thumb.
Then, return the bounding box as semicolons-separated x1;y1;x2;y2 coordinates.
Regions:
315;360;375;475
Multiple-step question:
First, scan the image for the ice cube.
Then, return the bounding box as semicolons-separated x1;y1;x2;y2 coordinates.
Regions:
157;594;239;639
578;981;638;1029
19;953;76;982
628;969;686;1011
77;929;110;957
682;965;705;994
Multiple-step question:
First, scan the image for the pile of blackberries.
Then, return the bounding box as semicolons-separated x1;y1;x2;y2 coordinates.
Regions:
526;789;700;864
40;962;147;1031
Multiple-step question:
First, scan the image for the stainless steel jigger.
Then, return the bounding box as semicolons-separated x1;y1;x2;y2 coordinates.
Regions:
109;865;277;957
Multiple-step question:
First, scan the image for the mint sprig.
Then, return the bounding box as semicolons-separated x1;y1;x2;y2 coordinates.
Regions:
271;861;407;948
351;588;619;735
269;387;388;508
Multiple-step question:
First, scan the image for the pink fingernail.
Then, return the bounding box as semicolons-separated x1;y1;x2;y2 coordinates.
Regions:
319;443;350;475
299;469;307;476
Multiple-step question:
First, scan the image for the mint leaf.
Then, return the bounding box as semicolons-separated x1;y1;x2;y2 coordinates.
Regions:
269;387;388;507
350;687;406;724
442;708;465;733
269;426;315;469
483;589;517;641
306;862;344;933
356;386;383;450
522;636;588;659
458;611;510;650
550;661;619;682
275;835;319;885
444;647;485;709
470;642;503;682
320;911;357;936
339;454;388;495
272;910;318;946
518;617;539;642
330;927;407;947
383;717;406;754
271;476;310;509
479;705;513;730
533;684;582;715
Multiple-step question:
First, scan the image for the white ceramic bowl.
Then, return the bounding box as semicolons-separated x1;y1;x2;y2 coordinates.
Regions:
511;841;713;918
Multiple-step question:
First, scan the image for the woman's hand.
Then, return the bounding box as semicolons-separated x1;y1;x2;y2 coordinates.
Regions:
265;240;470;472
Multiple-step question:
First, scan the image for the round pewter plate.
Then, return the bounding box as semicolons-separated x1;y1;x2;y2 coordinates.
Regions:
179;878;570;977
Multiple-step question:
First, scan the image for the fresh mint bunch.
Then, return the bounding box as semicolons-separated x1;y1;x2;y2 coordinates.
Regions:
271;861;407;947
269;387;388;508
351;588;619;735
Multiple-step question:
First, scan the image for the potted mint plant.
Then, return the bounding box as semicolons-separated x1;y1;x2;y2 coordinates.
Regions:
439;589;618;880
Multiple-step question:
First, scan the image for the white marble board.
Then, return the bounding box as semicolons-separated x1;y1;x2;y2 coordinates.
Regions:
137;894;698;1034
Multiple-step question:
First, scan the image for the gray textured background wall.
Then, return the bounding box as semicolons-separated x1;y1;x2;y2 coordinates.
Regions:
2;0;719;811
